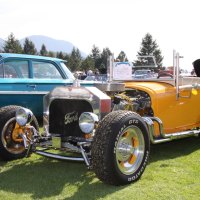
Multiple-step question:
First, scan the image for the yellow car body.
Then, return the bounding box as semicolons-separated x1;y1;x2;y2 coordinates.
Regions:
125;80;200;136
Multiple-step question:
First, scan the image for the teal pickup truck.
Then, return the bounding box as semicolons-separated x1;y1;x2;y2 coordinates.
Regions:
0;53;89;118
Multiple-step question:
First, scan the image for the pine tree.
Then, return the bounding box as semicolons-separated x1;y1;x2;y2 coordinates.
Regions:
91;45;101;61
40;44;48;56
99;47;112;74
3;33;23;53
81;56;95;73
56;51;64;59
23;38;37;55
90;45;102;69
48;51;55;57
89;45;113;74
116;51;128;62
136;33;163;68
67;47;82;72
64;53;70;61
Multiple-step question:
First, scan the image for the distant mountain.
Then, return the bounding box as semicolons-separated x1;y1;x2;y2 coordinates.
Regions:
0;35;87;57
20;35;87;57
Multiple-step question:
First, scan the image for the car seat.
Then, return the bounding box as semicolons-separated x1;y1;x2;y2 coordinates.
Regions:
193;59;200;77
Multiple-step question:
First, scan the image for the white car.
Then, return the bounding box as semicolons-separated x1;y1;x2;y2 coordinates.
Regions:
132;69;152;79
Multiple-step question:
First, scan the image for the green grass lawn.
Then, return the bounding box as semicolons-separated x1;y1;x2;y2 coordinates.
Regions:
0;137;199;200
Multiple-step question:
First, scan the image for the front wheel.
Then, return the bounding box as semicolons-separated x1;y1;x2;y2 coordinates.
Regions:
91;110;150;185
0;106;39;160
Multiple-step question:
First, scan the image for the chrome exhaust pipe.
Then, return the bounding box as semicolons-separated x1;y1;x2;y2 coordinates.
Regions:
143;117;200;144
143;117;171;144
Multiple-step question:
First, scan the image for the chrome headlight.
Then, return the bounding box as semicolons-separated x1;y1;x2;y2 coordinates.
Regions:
79;112;99;134
16;108;33;126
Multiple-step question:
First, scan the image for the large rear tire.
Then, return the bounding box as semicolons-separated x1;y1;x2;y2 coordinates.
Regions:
91;110;150;185
0;106;39;160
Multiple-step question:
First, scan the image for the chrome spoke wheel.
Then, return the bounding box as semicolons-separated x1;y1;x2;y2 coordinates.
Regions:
91;110;150;185
1;117;25;154
0;105;39;160
116;125;145;175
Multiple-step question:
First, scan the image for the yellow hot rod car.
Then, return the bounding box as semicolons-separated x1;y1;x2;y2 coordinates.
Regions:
0;53;199;186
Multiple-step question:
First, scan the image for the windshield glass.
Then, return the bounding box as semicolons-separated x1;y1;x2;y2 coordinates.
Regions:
132;56;158;79
0;63;3;78
61;62;75;80
111;56;175;81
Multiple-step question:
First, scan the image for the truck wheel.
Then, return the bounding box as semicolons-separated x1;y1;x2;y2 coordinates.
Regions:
91;110;150;185
0;106;39;160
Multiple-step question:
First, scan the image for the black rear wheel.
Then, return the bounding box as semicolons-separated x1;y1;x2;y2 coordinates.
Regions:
0;106;39;160
91;110;150;185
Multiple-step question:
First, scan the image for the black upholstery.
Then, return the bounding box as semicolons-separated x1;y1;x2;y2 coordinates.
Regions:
193;59;200;77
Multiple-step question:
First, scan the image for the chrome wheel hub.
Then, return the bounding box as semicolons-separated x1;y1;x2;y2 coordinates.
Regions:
116;125;145;175
2;117;25;154
116;137;135;161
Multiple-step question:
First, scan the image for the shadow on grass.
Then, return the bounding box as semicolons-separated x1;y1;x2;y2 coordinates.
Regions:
0;156;122;199
149;137;200;163
0;137;199;199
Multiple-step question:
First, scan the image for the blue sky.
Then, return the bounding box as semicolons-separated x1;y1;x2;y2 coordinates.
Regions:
1;0;200;71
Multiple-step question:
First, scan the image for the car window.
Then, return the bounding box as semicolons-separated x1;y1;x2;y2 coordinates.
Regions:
85;76;95;81
60;62;75;80
0;63;2;78
32;61;63;79
0;60;29;78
